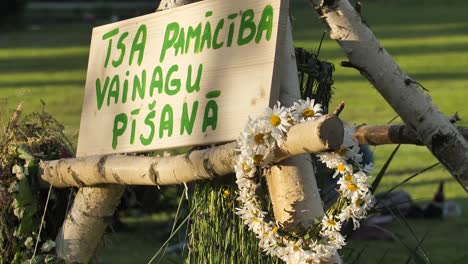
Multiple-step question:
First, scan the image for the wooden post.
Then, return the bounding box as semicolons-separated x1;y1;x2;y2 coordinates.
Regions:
265;19;325;230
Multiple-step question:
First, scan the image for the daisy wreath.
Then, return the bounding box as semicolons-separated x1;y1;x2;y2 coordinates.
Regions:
234;98;374;264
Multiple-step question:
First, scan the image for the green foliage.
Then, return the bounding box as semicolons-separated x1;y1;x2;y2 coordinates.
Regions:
1;1;468;263
0;106;72;263
186;180;281;264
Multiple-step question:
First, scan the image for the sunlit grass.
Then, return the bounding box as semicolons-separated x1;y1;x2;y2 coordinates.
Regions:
0;46;89;59
0;0;467;263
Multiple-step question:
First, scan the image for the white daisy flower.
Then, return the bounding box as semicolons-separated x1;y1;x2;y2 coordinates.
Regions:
262;102;290;141
235;156;256;178
240;144;274;167
234;99;374;263
291;98;323;122
288;238;304;255
317;152;347;169
239;120;275;149
332;163;353;178
337;174;369;202
314;242;336;261
321;230;346;249
321;214;342;232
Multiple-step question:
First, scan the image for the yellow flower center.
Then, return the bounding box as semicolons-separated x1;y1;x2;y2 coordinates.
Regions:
223;189;231;199
337;164;346;172
327;219;336;226
272;226;279;233
344;174;353;182
302;108;315;117
252;218;260;223
242;163;252;173
270;115;281;127
254;133;265;144
293;245;300;252
253;154;264;165
347;183;358;192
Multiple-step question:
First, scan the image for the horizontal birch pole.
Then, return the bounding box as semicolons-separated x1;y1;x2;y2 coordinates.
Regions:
355;125;468;146
40;114;343;188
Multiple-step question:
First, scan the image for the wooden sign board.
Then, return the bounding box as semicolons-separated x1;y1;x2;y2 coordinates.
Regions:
77;0;288;157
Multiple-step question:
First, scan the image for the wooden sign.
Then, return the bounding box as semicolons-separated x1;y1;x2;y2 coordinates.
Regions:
77;0;288;156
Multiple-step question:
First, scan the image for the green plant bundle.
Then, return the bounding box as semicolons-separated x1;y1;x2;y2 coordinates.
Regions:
186;179;281;264
0;105;72;264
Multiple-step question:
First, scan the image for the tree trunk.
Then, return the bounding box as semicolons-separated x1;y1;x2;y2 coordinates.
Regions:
309;0;468;190
40;115;343;188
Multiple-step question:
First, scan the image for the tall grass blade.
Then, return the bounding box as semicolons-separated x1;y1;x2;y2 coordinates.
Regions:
385;163;440;195
381;205;431;264
377;248;390;263
371;144;401;192
349;246;367;264
148;199;199;264
156;188;187;264
404;231;430;264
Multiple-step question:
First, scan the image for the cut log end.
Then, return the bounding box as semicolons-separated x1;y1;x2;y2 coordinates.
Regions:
318;114;344;149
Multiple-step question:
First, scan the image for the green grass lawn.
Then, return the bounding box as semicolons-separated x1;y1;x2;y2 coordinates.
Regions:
1;0;467;263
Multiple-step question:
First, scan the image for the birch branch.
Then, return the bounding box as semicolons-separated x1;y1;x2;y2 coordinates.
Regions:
40;115;343;188
355;125;468;146
308;0;468;190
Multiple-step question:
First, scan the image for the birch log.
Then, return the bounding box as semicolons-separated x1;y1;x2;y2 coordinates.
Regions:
40;115;343;187
309;0;468;190
355;125;468;146
55;1;196;263
265;20;325;232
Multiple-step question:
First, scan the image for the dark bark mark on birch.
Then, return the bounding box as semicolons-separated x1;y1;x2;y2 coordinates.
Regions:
112;173;125;185
149;162;160;185
97;155;109;178
68;167;85;187
203;158;220;178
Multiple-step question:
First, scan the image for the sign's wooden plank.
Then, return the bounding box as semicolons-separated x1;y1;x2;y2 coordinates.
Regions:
77;0;288;156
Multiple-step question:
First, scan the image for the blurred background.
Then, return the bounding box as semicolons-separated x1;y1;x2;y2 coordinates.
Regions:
1;0;467;263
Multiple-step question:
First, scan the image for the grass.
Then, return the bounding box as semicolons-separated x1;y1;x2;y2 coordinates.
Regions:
1;0;467;263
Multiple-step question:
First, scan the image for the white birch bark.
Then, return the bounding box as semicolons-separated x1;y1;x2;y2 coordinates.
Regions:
265;20;325;231
55;186;124;263
40;115;343;188
308;0;468;190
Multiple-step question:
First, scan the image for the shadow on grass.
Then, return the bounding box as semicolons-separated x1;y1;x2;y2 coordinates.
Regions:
292;40;468;60
0;55;88;73
334;72;468;82
0;79;85;88
295;23;468;42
